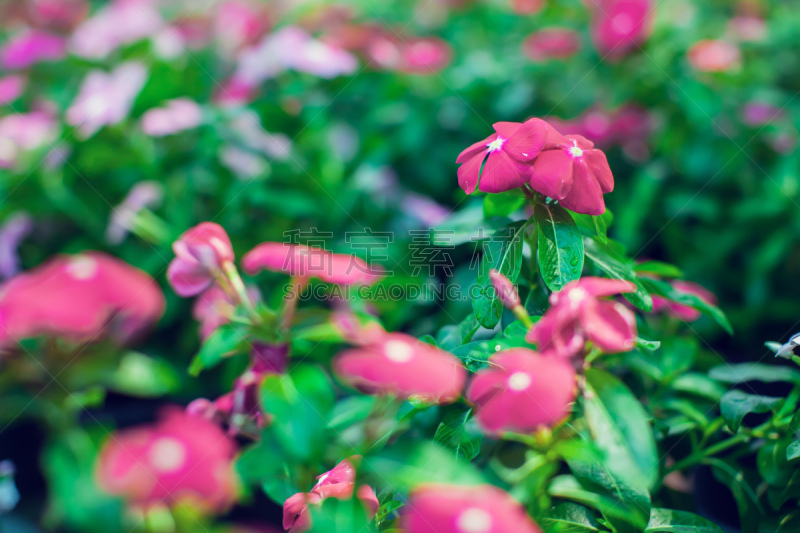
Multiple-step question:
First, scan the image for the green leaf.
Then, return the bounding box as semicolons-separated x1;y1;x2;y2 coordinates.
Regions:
449;336;531;372
645;508;723;532
583;368;659;489
503;320;531;339
483;190;526;218
720;389;782;432
260;365;335;461
541;502;602;533
471;221;525;328
110;352;179;397
709;459;763;533
433;204;512;246
365;442;484;489
437;314;480;351
188;323;249;376
535;203;584;292
306;496;376;533
584;237;653;311
709;363;800;385
375;500;403;527
640;278;732;334
433;407;483;461
634;261;683;279
670;373;726;402
787;440;800;461
635;337;661;352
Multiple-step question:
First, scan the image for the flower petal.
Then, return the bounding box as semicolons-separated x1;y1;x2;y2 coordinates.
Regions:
557;158;605;215
478;151;531;193
576;277;636;297
503;118;548;162
456;134;494;164
582;300;636;353
584;149;614;193
457;150;486;195
529;149;574;199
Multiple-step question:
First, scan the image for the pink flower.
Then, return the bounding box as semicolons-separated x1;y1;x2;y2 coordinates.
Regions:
529;128;614;215
236;27;357;85
168;222;235;297
141;98;203;137
489;269;521;309
29;0;90;29
590;0;653;60
96;408;238;512
456;119;548;195
467;349;576;435
215;0;269;54
741;102;783;126
283;457;379;533
242;243;382;286
526;277;637;358
397;37;452;74
0;75;25;106
0;110;59;168
333;332;466;403
401;484;543;533
106;181;164;245
522;28;580;61
228;110;291;161
511;0;545;14
0;252;165;345
192;284;259;340
651;280;716;322
687;40;740;72
0;29;66;70
0;213;33;279
66;62;148;138
214;76;259;107
70;0;162;59
728;16;766;42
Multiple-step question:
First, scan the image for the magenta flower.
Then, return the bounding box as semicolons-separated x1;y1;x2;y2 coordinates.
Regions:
651;280;717;322
283;457;379;533
141;98;203;137
70;0;162;59
741;102;783;127
397;37;452;74
522;28;580;62
529;128;614;215
0;29;66;70
401;484;543;533
334;332;466;403
242;243;382;286
0;75;25;106
0;252;165;345
511;0;545;14
590;0;652;60
192;284;259;340
66;63;148;138
96;408;238;512
168;222;235;297
215;0;269;54
467;349;576;435
526;277;637;358
29;0;89;29
688;40;741;72
456;118;548;195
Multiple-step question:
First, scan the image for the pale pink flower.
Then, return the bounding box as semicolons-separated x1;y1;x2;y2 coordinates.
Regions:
0;252;165;345
66;63;148;138
0;213;33;279
590;0;653;60
70;0;163;59
511;0;545;14
727;15;766;42
192;284;259;340
651;280;717;322
741;102;783;126
215;0;269;54
398;37;451;74
0;29;66;70
687;40;740;72
526;277;637;358
228;110;291;161
467;349;577;435
522;28;581;61
29;0;90;29
401;484;543;533
0;75;25;105
96;408;238;512
168;222;235;297
106;181;164;245
141;98;203;137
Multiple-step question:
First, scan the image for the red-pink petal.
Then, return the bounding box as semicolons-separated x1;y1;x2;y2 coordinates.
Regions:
492;121;522;138
456;134;494;164
582;299;637;353
167;256;214;297
478;151;531;193
457;151;486;195
525;305;584;358
502;118;548;162
574;277;636;297
529;149;574;200
584;149;614;193
557;157;605;215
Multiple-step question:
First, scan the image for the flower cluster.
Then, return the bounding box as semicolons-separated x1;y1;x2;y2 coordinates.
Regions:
456;117;615;215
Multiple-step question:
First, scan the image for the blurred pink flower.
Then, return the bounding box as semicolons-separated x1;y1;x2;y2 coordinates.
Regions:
0;252;164;345
66;62;148;138
522;28;581;61
529;129;614;215
141;98;203;137
687;40;740;72
651;280;716;322
214;76;259;107
242;242;382;286
456;118;548;194
0;75;25;105
0;110;58;167
590;0;653;60
70;0;162;59
96;408;238;512
0;29;66;70
728;15;766;42
0;213;33;279
168;222;235;297
401;484;543;533
29;0;90;29
527;277;637;358
215;0;269;54
334;332;466;403
511;0;545;14
467;349;576;435
741;102;783;126
228;110;291;161
236;27;358;85
106;181;164;245
398;37;452;74
192;284;259;340
401;193;450;227
283;457;379;533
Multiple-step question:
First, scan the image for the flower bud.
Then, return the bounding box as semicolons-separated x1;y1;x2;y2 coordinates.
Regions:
489;269;521;310
167;222;234;297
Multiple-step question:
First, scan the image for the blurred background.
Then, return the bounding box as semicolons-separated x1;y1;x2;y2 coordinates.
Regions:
0;0;798;530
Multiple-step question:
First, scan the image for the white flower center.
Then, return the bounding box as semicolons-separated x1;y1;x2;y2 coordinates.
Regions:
507;371;532;391
385;340;413;363
66;255;98;280
568;142;583;158
486;137;506;152
457;507;493;533
148;437;187;473
567;287;589;305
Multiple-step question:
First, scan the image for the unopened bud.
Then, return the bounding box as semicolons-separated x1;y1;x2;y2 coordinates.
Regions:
489;269;521;309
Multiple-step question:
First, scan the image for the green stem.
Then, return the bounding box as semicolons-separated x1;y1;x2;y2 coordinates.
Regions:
222;261;261;324
665;432;749;475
